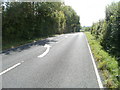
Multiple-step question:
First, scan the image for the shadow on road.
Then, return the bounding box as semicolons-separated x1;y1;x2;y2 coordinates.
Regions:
2;39;57;55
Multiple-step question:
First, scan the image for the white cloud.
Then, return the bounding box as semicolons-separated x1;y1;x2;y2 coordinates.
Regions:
65;0;119;26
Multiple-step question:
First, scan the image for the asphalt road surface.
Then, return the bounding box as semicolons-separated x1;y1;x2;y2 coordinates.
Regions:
1;32;102;88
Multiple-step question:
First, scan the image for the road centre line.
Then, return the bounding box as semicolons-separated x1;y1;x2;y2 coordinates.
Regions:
0;61;24;76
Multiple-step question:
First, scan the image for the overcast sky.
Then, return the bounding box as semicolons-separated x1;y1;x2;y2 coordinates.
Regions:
65;0;119;26
2;0;119;26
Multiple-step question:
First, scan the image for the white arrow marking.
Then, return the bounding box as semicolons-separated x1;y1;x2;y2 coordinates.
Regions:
38;44;51;58
0;61;24;76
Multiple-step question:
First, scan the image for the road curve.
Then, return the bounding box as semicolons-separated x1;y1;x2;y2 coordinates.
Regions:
2;32;100;88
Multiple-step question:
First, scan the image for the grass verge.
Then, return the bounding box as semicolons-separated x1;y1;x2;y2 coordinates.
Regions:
2;34;59;51
2;37;44;51
85;32;119;88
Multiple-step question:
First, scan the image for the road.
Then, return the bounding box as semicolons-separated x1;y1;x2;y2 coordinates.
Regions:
1;32;102;88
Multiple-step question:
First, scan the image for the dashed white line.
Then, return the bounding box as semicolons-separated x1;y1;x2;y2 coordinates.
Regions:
85;33;103;88
0;61;24;76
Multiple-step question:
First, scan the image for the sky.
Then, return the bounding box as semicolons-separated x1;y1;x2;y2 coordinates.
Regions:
2;0;119;26
65;0;119;26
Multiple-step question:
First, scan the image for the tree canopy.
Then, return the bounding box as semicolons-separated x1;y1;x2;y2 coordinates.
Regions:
2;2;81;48
90;2;120;60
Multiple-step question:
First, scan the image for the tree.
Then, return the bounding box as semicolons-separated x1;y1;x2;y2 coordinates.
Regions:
2;2;81;49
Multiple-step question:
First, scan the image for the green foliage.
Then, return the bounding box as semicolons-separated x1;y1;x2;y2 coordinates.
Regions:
85;32;119;88
84;27;91;31
2;2;81;50
62;6;81;33
89;2;120;88
90;2;120;60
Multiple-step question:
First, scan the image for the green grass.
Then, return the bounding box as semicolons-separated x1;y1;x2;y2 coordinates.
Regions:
85;32;119;88
2;34;60;51
2;39;41;51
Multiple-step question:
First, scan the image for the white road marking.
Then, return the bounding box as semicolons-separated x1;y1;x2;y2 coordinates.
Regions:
38;44;51;58
85;33;103;88
0;61;24;76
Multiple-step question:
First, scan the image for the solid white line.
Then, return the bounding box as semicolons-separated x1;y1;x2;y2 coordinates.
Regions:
0;62;23;76
38;44;51;58
84;33;103;88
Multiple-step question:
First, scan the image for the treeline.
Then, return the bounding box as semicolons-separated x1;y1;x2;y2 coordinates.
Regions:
90;2;120;60
2;2;80;47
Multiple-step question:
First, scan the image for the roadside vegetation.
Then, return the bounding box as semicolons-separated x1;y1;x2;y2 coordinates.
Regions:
85;1;120;88
2;2;81;50
86;32;119;88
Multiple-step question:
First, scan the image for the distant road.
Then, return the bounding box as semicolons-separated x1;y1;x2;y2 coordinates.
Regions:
1;32;102;88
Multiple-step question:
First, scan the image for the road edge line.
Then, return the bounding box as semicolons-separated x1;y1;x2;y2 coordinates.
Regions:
84;33;103;88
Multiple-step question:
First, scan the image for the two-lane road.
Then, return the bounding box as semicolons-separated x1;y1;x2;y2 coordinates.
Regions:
1;32;103;88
